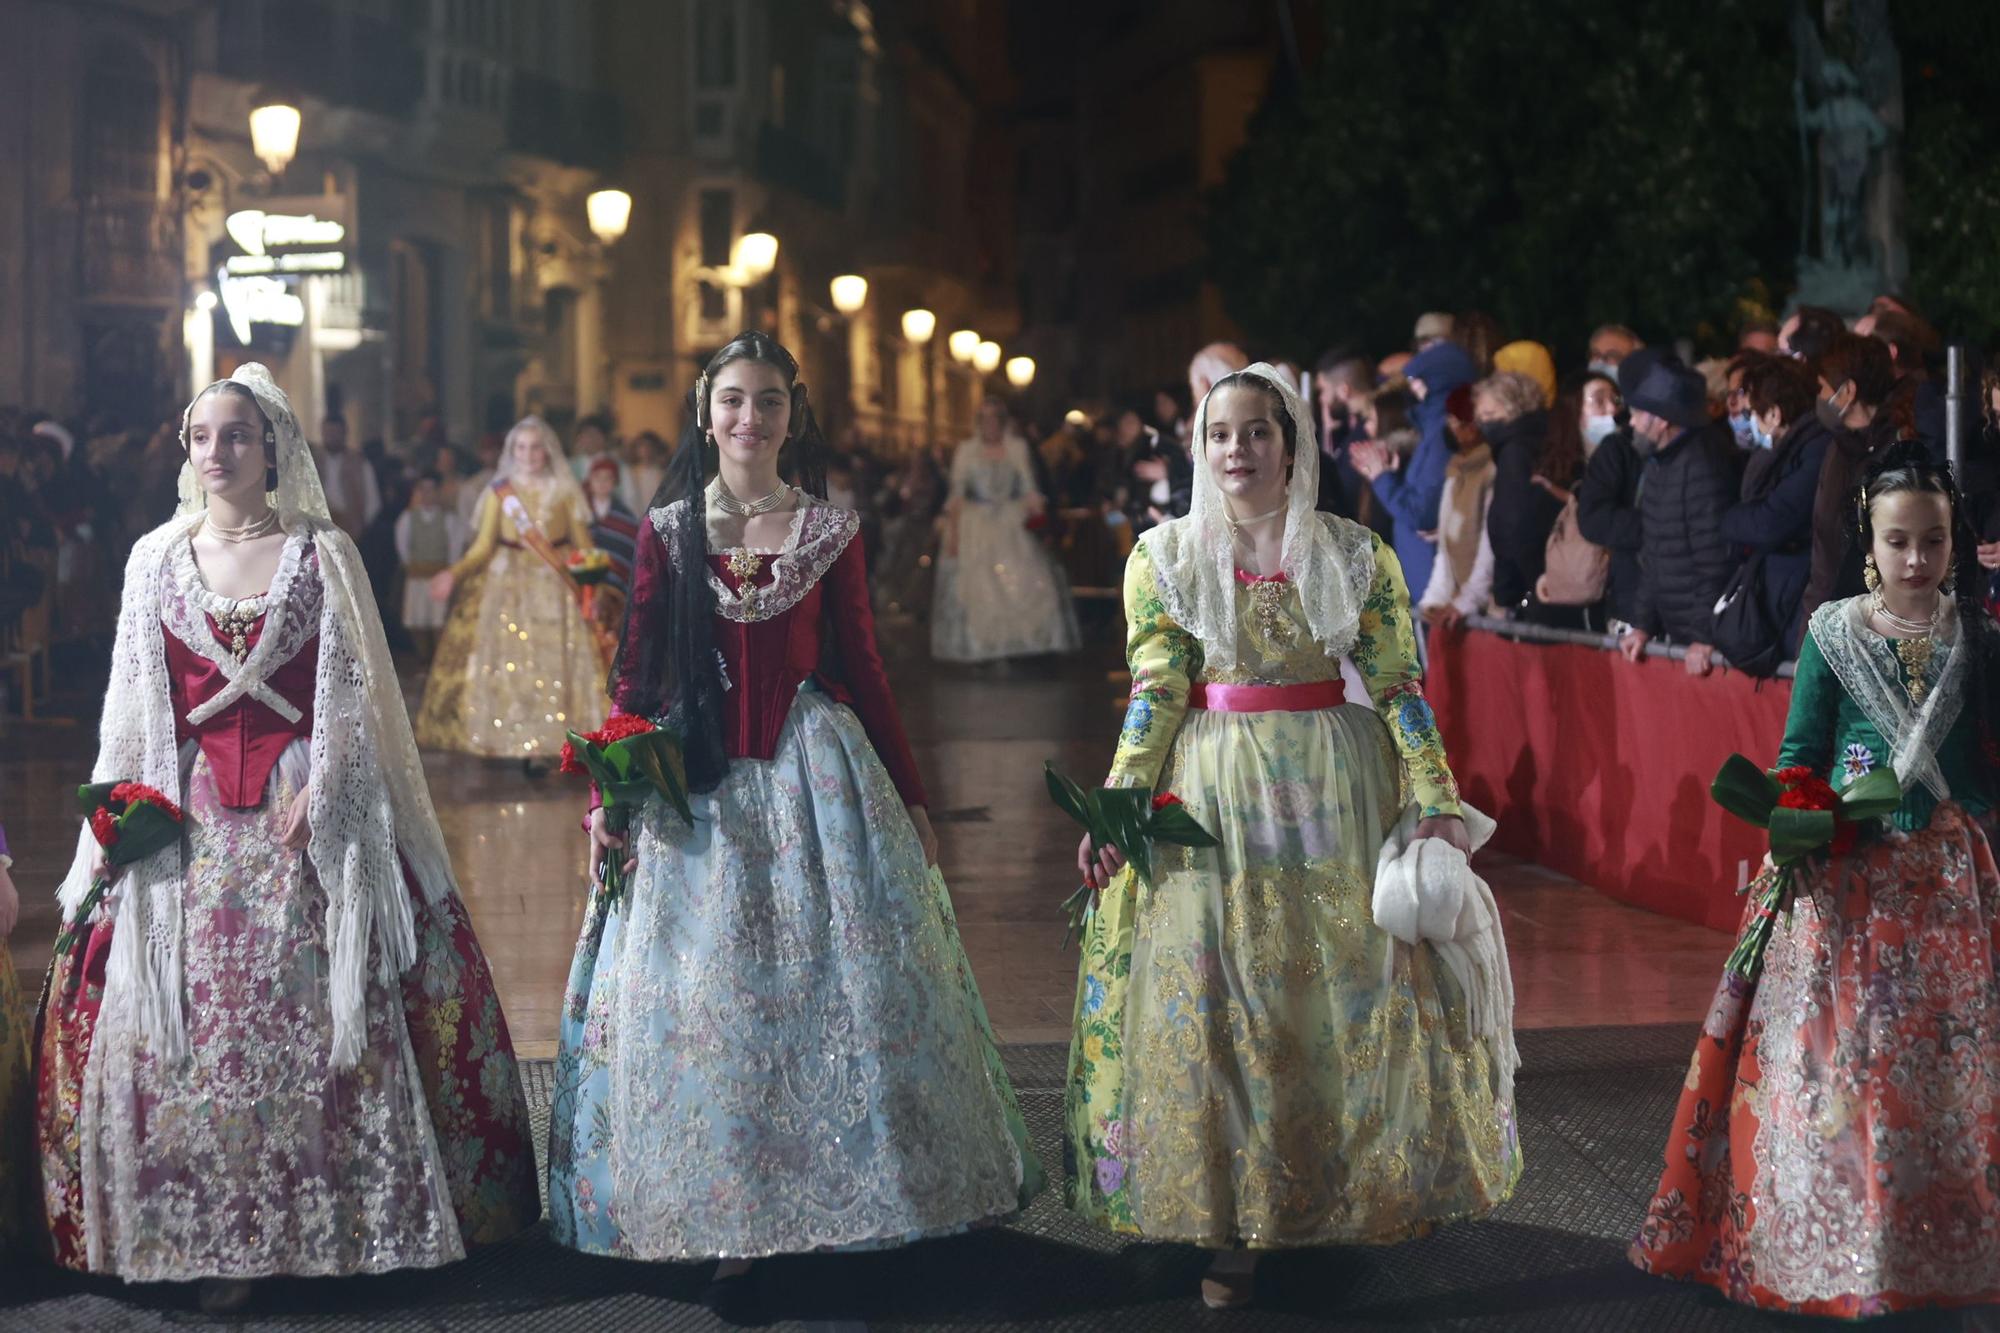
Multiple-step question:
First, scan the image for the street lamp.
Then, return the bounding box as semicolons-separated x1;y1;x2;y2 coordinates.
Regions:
973;340;1001;374
948;329;980;363
586;189;632;246
830;274;868;314
1005;356;1036;388
733;231;779;283
249;99;302;176
901;308;937;343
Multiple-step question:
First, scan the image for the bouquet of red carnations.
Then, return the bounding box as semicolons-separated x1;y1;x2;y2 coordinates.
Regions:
1045;762;1219;948
55;780;187;974
560;716;692;906
565;548;614;586
1710;754;1902;981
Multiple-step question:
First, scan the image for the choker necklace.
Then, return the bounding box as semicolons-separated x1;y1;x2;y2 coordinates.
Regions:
1223;503;1286;530
204;509;280;543
1870;588;1942;637
712;480;793;517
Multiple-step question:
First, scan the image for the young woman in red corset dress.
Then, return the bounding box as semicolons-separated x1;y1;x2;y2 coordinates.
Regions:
547;332;1039;1318
33;366;537;1314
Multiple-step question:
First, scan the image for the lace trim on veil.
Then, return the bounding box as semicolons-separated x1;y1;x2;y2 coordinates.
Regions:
1808;596;1966;801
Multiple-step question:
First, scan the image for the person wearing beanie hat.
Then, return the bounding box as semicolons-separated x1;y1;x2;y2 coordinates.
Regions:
1617;358;1745;674
1492;341;1557;408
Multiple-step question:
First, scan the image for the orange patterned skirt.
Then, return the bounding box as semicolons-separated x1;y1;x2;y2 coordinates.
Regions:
1631;803;2000;1317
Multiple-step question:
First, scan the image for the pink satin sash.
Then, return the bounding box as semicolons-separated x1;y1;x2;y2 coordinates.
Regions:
1187;679;1346;713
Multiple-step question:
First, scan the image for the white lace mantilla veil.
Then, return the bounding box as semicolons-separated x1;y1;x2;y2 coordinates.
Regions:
58;363;459;1069
1138;361;1375;673
491;413;589;520
1809;595;1968;801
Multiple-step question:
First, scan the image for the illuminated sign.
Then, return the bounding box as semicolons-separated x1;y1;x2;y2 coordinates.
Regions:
218;273;305;343
224;198;349;275
225;208;347;254
223;252;348;275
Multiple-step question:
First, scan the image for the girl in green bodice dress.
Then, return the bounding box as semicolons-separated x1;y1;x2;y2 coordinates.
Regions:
1634;445;2000;1317
1064;365;1521;1310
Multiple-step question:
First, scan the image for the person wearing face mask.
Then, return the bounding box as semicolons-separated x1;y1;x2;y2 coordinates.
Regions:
1616;358;1744;676
1716;358;1831;655
1070;365;1517;1310
1470;370;1557;616
1800;332;1902;625
1586;323;1644;378
1575;358;1649;627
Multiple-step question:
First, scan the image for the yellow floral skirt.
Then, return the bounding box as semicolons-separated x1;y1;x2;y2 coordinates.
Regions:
1064;702;1521;1247
0;943;28;1248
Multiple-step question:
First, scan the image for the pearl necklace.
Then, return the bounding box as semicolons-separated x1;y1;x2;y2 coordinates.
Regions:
711;480;794;517
203;509;280;543
1222;502;1286;531
1870;589;1942;637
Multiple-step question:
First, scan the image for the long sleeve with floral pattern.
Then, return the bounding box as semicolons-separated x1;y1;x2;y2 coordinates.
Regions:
1105;541;1203;790
1353;535;1462;819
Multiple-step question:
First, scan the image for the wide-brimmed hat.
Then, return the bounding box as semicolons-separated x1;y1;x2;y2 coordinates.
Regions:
1625;358;1710;432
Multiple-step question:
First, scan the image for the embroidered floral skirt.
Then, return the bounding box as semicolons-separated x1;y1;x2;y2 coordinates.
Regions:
33;753;539;1279
547;685;1042;1260
1632;802;2000;1316
414;548;608;758
1065;702;1520;1248
931;502;1081;662
0;943;28;1249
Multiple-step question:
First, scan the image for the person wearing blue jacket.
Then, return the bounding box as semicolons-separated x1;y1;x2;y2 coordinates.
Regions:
1352;339;1479;600
1719;358;1831;653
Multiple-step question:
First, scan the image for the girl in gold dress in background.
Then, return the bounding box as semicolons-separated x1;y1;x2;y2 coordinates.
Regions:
414;416;607;770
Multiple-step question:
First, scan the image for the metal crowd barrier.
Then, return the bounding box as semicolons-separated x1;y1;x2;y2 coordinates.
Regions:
1459;613;1797;681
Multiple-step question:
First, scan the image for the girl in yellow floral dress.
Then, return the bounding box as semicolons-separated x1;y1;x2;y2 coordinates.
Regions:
0;821;27;1251
1066;365;1521;1309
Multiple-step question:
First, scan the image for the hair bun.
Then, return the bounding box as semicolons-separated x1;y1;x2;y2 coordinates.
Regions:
1865;439;1940;483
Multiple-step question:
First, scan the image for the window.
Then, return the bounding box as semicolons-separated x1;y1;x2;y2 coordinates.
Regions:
694;0;738;91
698;188;733;268
84;37;160;196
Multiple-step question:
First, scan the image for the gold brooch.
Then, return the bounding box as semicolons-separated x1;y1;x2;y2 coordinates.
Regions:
214;604;260;661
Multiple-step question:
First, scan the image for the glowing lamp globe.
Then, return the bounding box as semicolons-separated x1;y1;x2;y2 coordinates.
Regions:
586;189;633;245
1005;356;1036;388
249;101;301;175
901;309;937;343
732;231;779;282
973;340;1002;374
829;274;868;314
948;329;980;363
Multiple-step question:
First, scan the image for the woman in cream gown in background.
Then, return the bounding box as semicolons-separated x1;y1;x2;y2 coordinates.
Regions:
414;416;607;767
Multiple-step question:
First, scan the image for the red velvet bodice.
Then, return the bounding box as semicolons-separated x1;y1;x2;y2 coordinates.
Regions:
616;516;927;807
165;612;318;809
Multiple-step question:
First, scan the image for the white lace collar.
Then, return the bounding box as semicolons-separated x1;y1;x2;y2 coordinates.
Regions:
161;527;320;725
1809;595;1966;801
652;496;860;624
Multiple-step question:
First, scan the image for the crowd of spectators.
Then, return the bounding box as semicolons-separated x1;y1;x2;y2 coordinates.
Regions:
5;291;1997;711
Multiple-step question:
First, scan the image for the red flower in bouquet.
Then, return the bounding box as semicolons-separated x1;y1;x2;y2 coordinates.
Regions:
561;715;658;777
60;777;192;984
107;781;183;823
1150;792;1184;812
560;715;689;908
89;807;119;847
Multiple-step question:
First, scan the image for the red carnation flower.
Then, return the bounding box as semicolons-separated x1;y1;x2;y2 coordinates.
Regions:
108;782;183;822
1151;793;1183;811
89;807;119;848
588;715;656;746
558;740;585;777
1773;767;1817;787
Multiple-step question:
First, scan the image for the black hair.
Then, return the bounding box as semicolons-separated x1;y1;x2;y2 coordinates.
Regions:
1858;442;2000;759
610;330;826;793
188;380;279;492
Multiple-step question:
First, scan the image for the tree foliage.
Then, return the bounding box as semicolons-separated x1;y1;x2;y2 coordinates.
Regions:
1209;0;1800;362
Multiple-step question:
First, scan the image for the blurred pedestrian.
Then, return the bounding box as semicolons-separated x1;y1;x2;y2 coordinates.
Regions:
395;471;466;660
1350;338;1478;606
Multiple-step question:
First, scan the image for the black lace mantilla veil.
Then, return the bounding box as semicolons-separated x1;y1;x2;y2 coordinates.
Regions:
609;331;829;793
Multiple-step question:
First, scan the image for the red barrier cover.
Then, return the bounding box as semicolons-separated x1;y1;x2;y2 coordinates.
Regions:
1426;628;1792;932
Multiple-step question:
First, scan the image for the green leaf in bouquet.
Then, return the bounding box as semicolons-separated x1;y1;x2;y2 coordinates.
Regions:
76;781;119;813
1768;806;1837;861
1710;754;1779;828
628;731;692;823
1044;763;1092;829
1097;788;1156;888
1147;802;1220;848
106;802;185;865
1836;766;1902;822
565;731;621;790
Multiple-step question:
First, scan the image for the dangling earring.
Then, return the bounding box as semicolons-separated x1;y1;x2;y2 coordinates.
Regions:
1863;553;1882;592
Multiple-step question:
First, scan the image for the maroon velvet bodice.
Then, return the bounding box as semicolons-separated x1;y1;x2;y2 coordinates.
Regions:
165;612;318;809
616;516;927;807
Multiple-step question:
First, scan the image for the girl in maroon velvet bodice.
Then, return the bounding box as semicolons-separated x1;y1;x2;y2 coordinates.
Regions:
164;610;317;810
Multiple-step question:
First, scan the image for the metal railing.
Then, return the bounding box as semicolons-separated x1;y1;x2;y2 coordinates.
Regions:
1459;613;1797;680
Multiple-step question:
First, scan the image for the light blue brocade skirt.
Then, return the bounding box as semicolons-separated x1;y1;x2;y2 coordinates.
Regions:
547;684;1043;1259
